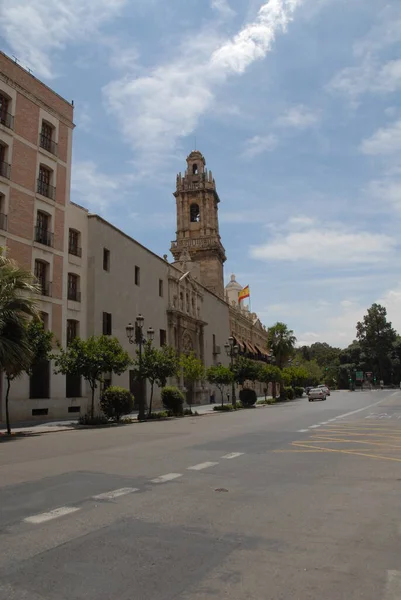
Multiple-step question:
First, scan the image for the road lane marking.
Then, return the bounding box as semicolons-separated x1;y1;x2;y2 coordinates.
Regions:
334;399;389;420
24;506;80;524
383;570;401;599
291;441;401;463
309;424;321;429
150;473;182;483
221;452;244;459
93;487;139;500
187;462;218;471
297;429;309;433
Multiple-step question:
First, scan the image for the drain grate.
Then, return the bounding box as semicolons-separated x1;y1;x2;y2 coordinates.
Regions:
215;488;228;493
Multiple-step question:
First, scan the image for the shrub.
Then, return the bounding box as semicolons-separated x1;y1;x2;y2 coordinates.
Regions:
100;386;134;422
183;408;199;416
213;404;233;412
78;414;109;426
161;386;185;416
257;398;276;406
239;388;257;407
294;386;304;398
280;386;295;401
148;410;170;420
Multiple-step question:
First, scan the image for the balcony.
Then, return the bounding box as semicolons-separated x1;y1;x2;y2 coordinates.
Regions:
39;134;58;156
0;160;11;179
37;179;56;200
0;111;14;130
39;281;52;297
0;213;7;231
68;287;81;302
68;244;82;258
34;226;54;248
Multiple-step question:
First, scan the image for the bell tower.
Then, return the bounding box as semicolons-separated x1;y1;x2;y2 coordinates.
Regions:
170;151;226;298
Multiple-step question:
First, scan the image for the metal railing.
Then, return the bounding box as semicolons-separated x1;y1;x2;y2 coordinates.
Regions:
0;111;14;130
0;160;11;179
39;281;52;297
39;133;58;156
68;244;82;257
37;179;56;200
68;287;81;302
34;226;54;247
0;213;7;231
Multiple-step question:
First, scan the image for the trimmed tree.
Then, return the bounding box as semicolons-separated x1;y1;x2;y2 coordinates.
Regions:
231;356;259;387
53;336;132;419
132;342;179;417
100;386;134;422
206;365;234;406
180;353;205;411
258;364;282;399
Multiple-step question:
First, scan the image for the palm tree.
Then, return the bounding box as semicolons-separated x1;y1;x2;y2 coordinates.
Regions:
0;252;40;433
267;322;297;369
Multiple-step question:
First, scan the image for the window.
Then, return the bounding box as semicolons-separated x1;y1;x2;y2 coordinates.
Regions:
192;164;198;175
190;203;200;223
37;165;55;199
160;329;167;346
34;260;51;296
66;374;81;398
41;312;49;331
103;312;112;335
135;265;140;286
103;375;112;392
0;194;6;231
103;248;110;271
0;143;10;179
69;229;81;257
35;211;53;247
0;92;13;129
67;273;80;302
39;121;57;155
67;319;79;345
30;360;50;399
159;279;164;297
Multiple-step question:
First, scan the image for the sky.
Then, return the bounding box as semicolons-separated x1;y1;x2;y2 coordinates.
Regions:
1;0;401;348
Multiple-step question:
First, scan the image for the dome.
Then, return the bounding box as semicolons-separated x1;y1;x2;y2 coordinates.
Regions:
225;274;242;291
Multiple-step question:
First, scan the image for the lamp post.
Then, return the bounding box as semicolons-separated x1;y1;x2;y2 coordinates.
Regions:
224;336;239;409
126;315;154;420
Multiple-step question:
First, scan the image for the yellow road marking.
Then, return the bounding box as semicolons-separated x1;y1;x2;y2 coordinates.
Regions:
290;441;401;463
310;436;401;449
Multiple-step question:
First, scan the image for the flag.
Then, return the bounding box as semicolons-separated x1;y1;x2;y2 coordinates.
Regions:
238;285;250;303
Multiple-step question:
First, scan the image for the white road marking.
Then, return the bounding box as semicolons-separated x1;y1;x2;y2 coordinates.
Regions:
221;452;244;460
187;462;218;471
383;570;401;599
93;487;139;500
150;473;182;483
309;424;321;429
335;398;389;421
297;429;309;433
24;506;80;524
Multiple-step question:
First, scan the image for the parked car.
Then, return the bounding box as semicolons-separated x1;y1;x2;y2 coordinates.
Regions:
308;388;327;401
318;384;330;396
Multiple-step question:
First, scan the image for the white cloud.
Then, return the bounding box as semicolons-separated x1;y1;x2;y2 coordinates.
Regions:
71;161;121;212
360;119;401;156
276;105;318;128
328;59;401;101
211;0;235;18
103;0;302;165
0;0;127;78
242;134;278;159
250;220;397;266
74;101;92;133
368;179;401;212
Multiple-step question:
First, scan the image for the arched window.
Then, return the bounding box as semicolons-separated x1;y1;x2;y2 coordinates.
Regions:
190;203;200;223
192;164;198;175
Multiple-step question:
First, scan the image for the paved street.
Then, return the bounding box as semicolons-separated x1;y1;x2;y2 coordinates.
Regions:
1;390;401;599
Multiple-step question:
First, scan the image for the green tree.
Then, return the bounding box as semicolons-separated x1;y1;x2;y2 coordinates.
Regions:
180;353;205;409
257;364;282;399
132;342;179;417
53;336;132;419
282;365;309;387
356;303;397;380
100;386;134;422
267;322;297;369
231;356;259;387
206;365;234;406
308;342;341;369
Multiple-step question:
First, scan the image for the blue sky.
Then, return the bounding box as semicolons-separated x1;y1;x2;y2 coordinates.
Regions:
1;0;401;347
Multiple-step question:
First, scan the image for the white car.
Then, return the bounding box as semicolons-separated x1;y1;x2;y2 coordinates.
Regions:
308;388;327;402
318;384;330;396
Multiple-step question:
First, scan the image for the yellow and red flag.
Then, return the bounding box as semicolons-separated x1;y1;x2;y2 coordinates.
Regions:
238;285;250;303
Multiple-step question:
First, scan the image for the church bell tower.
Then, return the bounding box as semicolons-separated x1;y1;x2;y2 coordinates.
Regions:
170;151;226;298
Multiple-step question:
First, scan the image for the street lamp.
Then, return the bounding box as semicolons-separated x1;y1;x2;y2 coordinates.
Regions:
225;336;239;409
126;315;154;420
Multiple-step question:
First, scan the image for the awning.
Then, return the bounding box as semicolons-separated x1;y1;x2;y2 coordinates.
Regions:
247;342;258;354
233;336;245;352
255;344;269;357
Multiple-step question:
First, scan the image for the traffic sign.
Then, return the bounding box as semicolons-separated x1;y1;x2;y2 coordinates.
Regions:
355;371;363;381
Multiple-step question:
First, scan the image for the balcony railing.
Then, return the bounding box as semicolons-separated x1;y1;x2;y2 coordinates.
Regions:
0;160;11;179
68;244;82;257
39;134;58;156
34;226;54;247
68;287;81;302
0;111;14;130
37;179;56;200
0;213;7;231
39;281;52;297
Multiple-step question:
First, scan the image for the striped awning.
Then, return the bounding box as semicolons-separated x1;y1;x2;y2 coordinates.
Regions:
254;344;269;357
233;336;245;352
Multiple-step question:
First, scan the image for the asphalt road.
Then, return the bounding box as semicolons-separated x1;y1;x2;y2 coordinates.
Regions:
1;390;401;599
